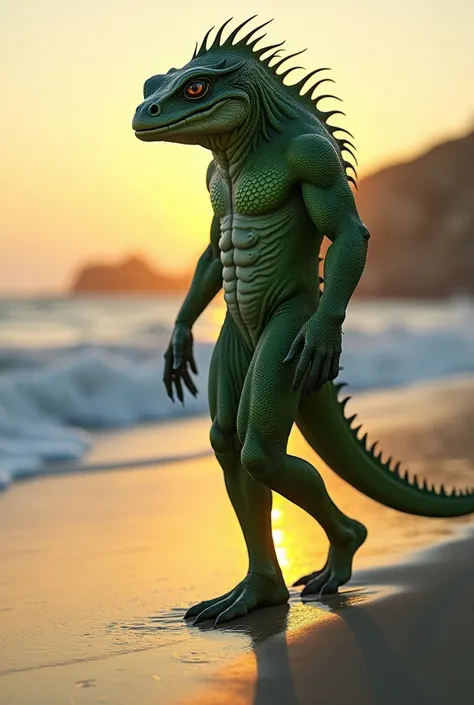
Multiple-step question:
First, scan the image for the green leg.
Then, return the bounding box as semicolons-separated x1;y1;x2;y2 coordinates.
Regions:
293;391;367;593
238;297;366;600
217;445;282;580
185;316;289;626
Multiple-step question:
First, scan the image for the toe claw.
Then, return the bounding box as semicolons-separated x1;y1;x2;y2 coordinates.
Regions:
301;582;315;598
192;595;235;626
185;575;287;626
293;573;312;587
184;604;203;620
301;570;331;597
319;579;339;598
215;604;248;626
294;565;329;588
192;612;207;626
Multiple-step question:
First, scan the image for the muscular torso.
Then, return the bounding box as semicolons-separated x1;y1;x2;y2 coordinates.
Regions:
209;154;321;346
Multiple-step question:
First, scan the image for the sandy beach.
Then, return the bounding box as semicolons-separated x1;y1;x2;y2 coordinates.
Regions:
184;527;474;705
1;376;474;705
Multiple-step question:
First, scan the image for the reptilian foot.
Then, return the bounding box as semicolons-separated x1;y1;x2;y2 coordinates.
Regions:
184;573;290;626
294;519;367;597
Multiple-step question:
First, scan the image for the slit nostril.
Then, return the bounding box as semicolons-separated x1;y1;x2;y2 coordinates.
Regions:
148;103;161;117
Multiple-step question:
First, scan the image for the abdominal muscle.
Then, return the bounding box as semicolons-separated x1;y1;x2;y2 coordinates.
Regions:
218;205;318;347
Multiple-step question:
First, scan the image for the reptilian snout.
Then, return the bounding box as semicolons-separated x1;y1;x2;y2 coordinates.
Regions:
132;99;162;132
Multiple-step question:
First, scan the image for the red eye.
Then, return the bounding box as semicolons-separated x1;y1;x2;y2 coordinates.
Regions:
184;80;208;99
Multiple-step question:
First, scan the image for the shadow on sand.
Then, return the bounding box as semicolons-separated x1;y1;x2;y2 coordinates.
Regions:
191;584;438;705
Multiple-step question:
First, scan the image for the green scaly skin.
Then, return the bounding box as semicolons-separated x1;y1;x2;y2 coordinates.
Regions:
133;17;474;625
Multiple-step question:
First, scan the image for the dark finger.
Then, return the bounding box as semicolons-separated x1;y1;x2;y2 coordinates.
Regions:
173;355;183;370
317;354;332;390
189;353;198;375
182;369;198;396
163;373;174;402
163;354;174;402
293;347;311;391
302;357;316;398
163;347;173;371
328;353;340;382
173;375;184;404
172;341;183;370
305;354;324;397
283;332;304;364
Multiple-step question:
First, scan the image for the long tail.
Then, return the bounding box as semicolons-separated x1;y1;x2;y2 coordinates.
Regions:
297;381;474;517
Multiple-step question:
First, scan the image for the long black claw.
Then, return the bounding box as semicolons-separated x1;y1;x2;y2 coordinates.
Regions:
174;377;184;405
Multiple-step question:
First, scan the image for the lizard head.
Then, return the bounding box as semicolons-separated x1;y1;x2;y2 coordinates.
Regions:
132;17;301;150
132;53;250;146
132;17;357;187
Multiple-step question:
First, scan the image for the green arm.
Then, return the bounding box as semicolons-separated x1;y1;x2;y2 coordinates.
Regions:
304;197;369;326
174;215;222;327
285;134;370;395
164;161;223;403
163;214;222;404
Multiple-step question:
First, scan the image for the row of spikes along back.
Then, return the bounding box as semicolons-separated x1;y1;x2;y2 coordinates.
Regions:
191;16;358;189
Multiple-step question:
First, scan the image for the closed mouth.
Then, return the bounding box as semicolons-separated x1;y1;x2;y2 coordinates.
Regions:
134;100;228;136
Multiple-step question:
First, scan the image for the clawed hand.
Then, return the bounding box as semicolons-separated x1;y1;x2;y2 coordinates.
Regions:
163;323;198;404
283;315;342;396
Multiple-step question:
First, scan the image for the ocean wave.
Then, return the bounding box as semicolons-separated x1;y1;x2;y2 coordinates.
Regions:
0;343;212;490
1;297;474;491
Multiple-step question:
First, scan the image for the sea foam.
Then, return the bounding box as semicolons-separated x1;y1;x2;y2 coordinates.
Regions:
1;296;474;491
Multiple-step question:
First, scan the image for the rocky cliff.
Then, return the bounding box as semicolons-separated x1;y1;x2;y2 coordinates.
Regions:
355;130;474;298
71;255;190;294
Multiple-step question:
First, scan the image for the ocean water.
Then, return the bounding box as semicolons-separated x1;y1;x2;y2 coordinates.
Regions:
1;295;473;490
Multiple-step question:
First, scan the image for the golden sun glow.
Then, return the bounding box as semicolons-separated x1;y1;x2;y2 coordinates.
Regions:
2;1;473;293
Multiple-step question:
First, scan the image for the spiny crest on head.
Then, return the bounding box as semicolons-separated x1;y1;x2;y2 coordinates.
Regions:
191;16;358;187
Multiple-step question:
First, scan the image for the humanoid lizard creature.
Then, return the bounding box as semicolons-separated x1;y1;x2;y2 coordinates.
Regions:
133;17;474;626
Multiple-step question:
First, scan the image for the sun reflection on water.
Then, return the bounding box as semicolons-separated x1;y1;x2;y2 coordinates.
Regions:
272;505;291;570
270;490;329;586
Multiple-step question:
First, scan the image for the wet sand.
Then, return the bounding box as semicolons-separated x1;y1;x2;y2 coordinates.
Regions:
1;376;473;705
183;528;474;705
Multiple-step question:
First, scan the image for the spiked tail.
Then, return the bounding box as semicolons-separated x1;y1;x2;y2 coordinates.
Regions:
297;381;474;517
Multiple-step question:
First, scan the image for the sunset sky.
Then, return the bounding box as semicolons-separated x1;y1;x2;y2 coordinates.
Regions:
1;0;473;294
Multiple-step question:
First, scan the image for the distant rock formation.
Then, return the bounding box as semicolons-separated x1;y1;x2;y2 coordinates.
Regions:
355;130;474;298
71;255;190;294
